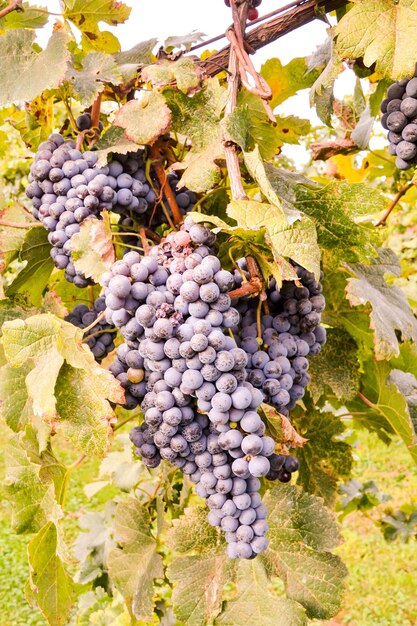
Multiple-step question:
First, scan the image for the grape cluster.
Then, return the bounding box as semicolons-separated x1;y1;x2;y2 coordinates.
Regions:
234;261;326;415
25;133;105;287
106;151;197;229
26;134;196;289
75;113;104;133
105;221;275;558
380;69;417;170
65;296;116;362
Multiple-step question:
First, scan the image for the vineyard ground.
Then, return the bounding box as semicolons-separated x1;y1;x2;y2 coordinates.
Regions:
1;422;416;626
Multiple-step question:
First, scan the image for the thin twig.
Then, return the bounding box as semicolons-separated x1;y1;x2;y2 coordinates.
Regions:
113;413;137;432
375;182;414;227
0;219;42;229
229;255;263;298
0;0;22;19
357;391;375;409
139;226;151;255
82;310;106;334
91;93;102;130
150;144;183;226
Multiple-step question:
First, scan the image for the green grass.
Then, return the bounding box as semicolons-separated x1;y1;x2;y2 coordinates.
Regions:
331;430;417;626
1;425;417;625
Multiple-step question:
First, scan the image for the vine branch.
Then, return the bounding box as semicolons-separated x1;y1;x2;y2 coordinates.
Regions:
199;0;349;77
0;0;23;19
375;181;414;227
150;143;183;226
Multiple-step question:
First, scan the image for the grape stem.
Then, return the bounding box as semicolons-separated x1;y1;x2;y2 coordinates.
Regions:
0;0;22;19
228;255;263;298
375;181;414;227
0;219;43;228
139;226;151;255
91;93;102;130
150;143;183;227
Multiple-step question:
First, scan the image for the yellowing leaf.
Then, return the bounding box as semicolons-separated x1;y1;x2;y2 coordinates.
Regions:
108;497;164;621
27;522;75;626
114;92;172;146
261;57;319;108
142;57;201;94
335;0;417;78
0;30;70;106
0;314;124;455
227;199;320;280
70;212;115;284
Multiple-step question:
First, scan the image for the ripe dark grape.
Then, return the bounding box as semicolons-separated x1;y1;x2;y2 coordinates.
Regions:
65;296;116;362
380;68;417;169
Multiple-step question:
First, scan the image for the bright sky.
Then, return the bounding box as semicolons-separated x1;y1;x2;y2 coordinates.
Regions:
39;1;371;163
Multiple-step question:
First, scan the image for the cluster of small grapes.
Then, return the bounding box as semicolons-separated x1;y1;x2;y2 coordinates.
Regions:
105;152;197;230
224;0;261;21
25;133;104;288
65;296;116;362
26;132;196;288
380;69;417;170
234;261;326;416
105;220;276;558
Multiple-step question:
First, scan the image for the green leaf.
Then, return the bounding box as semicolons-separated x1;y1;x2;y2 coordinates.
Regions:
359;358;417;463
391;342;417;379
344;248;417;359
114;38;157;65
164;78;227;192
164;30;205;52
0;314;124;453
308;328;360;402
63;0;131;53
389;369;417;425
27;522;76;626
167;506;234;626
227;199;320;279
0;30;70;106
242;146;301;221
94;125;139;166
216;559;307;626
310;31;343;125
227;94;311;161
4;435;60;533
67;52;122;106
0;362;32;430
293;408;353;506
0;204;35;271
6;226;54;306
55;363;115;457
142;57;201;94
262;484;347;619
70;213;115;284
114;92;172;146
261;57;320;108
108;497;164;621
0;2;48;31
261;166;383;266
335;0;417;78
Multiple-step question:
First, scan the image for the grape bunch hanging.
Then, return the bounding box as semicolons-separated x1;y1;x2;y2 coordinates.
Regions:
25;132;196;288
381;69;417;170
103;217;327;558
24;111;327;560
